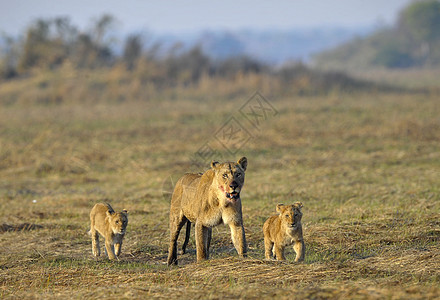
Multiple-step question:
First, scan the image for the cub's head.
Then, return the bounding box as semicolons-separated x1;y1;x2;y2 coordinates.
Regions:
211;157;247;205
276;202;303;230
106;209;128;235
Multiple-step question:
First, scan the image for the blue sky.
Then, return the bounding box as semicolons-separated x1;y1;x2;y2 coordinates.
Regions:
1;0;412;35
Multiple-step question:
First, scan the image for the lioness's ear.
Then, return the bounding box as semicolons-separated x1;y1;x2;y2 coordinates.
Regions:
294;202;303;209
211;160;220;169
122;209;128;215
106;210;113;217
276;204;284;213
237;157;247;171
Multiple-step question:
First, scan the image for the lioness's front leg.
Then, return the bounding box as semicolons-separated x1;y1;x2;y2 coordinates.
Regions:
293;240;305;262
105;240;117;260
229;223;247;258
115;242;122;256
195;221;210;262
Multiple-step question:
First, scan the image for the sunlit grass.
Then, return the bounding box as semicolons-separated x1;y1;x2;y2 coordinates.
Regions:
0;75;439;298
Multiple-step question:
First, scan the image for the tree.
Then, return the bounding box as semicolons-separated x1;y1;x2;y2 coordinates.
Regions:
399;0;440;43
398;0;440;62
17;17;78;71
70;15;117;68
91;14;117;52
0;34;19;78
18;19;50;70
123;34;143;70
314;0;440;69
164;46;211;84
215;55;263;78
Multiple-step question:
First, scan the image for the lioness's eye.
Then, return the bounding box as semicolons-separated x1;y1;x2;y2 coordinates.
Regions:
222;174;228;179
115;221;119;224
285;214;289;218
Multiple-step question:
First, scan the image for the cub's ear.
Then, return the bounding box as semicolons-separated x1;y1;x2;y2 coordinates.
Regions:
237;156;247;171
211;160;220;169
294;202;303;209
276;204;284;213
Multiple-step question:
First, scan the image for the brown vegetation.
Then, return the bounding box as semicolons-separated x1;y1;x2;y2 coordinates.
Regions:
0;64;439;298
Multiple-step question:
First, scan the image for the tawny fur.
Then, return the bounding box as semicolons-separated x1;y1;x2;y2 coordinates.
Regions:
263;202;305;262
167;157;248;265
89;203;128;260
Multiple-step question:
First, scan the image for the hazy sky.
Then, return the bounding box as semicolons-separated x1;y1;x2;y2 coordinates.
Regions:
1;0;413;35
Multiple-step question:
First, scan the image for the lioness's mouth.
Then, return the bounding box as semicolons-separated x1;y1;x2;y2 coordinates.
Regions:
226;191;240;200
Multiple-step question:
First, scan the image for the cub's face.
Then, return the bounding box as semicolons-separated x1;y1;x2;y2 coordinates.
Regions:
211;157;247;205
277;203;303;230
106;210;128;235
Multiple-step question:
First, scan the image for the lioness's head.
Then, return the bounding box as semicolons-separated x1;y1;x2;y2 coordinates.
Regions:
211;157;247;205
276;202;303;230
106;209;128;235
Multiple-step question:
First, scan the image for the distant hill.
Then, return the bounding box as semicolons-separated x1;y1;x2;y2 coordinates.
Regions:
151;27;372;65
313;0;440;70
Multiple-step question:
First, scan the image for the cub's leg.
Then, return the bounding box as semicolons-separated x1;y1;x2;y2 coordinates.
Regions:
264;236;274;259
195;221;210;262
90;212;100;257
167;214;187;265
91;229;100;257
206;227;212;254
293;240;305;262
181;221;191;254
105;240;117;260
229;223;247;258
274;244;286;261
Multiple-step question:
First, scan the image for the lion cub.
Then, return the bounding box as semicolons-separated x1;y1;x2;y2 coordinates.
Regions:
89;203;128;260
263;202;304;262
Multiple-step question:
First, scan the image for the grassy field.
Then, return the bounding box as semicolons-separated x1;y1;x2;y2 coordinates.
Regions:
1;72;440;299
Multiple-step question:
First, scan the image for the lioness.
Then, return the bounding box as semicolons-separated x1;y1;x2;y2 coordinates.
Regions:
263;202;304;262
167;157;248;265
89;203;128;260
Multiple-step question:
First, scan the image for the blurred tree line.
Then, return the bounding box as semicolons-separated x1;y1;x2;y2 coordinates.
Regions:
0;14;264;83
314;0;440;69
0;14;389;97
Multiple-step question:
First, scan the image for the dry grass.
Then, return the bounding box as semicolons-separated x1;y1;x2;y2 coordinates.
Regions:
0;74;440;299
350;68;440;91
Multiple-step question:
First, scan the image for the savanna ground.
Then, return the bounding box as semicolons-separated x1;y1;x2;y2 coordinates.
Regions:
0;69;440;299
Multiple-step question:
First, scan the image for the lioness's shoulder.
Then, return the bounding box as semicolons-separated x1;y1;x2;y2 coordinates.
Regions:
178;172;204;187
